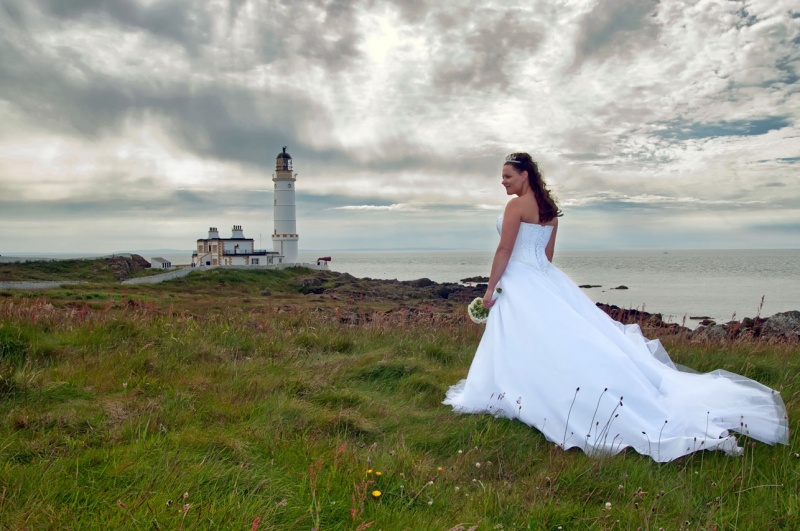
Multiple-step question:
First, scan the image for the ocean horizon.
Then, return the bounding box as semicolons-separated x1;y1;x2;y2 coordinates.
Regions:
3;248;798;325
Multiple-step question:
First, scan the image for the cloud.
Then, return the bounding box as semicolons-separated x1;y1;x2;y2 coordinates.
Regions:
332;203;416;212
573;0;660;66
0;0;799;253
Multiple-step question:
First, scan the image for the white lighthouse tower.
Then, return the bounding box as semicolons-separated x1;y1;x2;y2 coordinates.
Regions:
272;146;299;263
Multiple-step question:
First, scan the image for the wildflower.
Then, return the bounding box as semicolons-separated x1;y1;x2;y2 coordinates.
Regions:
475;462;481;468
454;486;460;492
618;484;624;491
371;490;381;498
427;499;433;506
182;492;189;499
375;471;382;477
427;480;434;486
183;503;190;512
367;469;373;474
122;381;127;389
437;466;443;472
166;500;173;507
458;449;463;454
605;502;612;510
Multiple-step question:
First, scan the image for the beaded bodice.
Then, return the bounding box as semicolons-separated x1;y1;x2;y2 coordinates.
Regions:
497;214;554;271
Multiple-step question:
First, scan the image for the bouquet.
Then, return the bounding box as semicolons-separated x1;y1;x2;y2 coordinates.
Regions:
467;288;502;324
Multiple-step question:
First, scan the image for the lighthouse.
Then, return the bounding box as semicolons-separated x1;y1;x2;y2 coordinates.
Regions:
272;146;299;263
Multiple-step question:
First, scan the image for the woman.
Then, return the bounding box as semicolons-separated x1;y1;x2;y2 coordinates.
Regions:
443;153;788;462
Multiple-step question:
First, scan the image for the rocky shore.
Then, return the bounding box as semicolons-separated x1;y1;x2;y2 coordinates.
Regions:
294;270;800;343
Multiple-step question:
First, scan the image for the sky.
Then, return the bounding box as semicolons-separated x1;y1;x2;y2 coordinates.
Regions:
0;0;798;254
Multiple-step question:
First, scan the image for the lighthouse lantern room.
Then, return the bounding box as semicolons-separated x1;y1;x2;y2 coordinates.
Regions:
272;146;299;263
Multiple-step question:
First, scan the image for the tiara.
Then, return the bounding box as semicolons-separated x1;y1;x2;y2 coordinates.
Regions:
505;154;525;164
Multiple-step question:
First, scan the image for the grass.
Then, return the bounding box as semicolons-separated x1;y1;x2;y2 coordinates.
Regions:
0;271;797;529
0;256;164;282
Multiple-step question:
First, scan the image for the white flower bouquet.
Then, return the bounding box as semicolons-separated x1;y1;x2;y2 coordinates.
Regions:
467;288;502;324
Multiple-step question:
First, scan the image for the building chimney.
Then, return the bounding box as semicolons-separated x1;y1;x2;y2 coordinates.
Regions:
208;227;219;239
231;225;244;239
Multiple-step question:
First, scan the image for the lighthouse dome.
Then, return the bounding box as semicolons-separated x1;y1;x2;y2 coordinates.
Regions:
276;146;292;171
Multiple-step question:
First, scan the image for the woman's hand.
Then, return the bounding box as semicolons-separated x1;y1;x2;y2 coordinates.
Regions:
482;290;495;309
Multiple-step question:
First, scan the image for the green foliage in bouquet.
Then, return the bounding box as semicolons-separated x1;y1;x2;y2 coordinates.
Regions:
467;288;502;324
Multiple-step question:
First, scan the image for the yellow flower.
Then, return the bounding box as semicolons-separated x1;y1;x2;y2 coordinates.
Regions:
375;471;382;477
371;490;382;498
437;467;443;472
367;469;373;474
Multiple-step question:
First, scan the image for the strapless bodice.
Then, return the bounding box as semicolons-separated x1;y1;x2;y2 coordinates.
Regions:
497;214;554;270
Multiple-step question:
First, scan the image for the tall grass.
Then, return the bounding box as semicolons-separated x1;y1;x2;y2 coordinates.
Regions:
0;282;797;529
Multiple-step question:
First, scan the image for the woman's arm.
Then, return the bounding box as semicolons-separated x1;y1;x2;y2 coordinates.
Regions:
544;219;558;262
483;201;522;308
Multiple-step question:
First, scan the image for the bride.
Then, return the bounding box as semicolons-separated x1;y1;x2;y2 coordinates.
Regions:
443;152;788;462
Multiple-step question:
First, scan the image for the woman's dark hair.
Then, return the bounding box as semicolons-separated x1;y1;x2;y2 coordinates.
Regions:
504;152;562;223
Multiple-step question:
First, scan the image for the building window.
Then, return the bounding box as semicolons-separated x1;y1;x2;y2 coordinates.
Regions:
251;258;259;265
212;259;217;265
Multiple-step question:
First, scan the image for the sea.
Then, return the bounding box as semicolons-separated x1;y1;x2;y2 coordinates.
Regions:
293;249;800;325
3;249;798;325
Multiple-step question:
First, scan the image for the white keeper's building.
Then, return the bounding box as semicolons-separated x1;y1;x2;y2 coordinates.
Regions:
192;225;283;267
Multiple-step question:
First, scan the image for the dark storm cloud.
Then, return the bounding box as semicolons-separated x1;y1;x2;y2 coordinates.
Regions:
0;186;400;223
432;9;543;92
0;17;349;169
0;1;26;25
391;0;433;23
573;0;660;66
34;0;212;53
252;0;364;71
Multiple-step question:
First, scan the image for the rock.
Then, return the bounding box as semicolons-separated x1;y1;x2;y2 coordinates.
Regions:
741;317;755;328
261;288;272;296
407;277;434;288
690;316;713;320
699;319;716;326
691;324;729;342
460;276;489;283
761;311;800;340
433;285;450;299
107;254;151;280
612;285;628;290
578;284;602;288
295;277;322;287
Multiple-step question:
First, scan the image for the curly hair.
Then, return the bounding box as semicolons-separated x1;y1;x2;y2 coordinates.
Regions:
505;153;562;223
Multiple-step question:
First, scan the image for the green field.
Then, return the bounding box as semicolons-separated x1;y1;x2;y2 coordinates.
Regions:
0;268;797;529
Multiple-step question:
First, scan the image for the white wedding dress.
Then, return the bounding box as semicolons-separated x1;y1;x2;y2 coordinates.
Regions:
444;216;789;461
